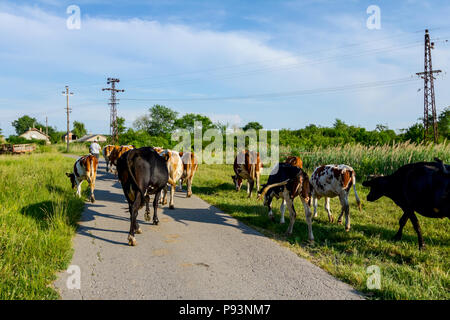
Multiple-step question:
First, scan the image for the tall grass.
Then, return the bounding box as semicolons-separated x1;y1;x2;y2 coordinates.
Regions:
0;153;85;299
286;141;450;178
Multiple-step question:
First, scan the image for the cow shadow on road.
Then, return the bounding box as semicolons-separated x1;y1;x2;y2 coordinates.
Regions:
162;204;263;238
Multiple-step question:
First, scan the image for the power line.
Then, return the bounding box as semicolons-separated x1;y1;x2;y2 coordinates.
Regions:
120;76;419;103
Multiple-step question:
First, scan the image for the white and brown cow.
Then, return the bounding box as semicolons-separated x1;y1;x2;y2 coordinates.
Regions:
178;151;199;197
310;164;362;231
102;145;117;172
66;154;99;202
232;150;262;198
155;149;183;209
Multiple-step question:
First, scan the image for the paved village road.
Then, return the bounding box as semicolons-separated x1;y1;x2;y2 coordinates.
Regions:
54;158;363;300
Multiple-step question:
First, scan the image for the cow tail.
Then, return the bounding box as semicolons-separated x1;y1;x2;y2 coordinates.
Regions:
257;179;290;200
126;151;145;201
352;173;362;211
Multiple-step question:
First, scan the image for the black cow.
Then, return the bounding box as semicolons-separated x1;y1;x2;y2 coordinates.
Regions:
116;147;169;246
257;163;314;241
363;158;449;249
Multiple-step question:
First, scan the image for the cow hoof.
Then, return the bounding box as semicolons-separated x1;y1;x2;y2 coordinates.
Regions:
345;227;351;232
169;205;175;210
144;213;151;222
337;220;342;225
136;228;143;234
279;220;285;224
328;217;334;223
128;235;137;246
90;197;95;203
153;220;159;226
187;193;192;198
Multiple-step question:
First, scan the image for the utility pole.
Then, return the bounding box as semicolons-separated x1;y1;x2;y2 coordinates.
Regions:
45;117;48;136
62;86;73;153
416;29;441;143
102;78;124;145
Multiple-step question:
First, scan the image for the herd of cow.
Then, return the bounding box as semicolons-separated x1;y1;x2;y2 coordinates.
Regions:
66;145;449;250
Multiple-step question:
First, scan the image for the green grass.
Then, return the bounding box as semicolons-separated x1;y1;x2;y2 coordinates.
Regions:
193;163;450;300
0;153;85;299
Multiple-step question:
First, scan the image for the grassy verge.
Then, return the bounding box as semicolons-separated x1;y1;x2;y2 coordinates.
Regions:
0;153;85;299
193;163;450;300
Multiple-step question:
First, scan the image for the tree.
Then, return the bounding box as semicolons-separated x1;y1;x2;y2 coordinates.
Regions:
145;105;178;136
175;113;214;133
242;121;263;131
12;115;42;135
438;107;450;140
402;123;424;143
117;117;127;135
72;121;87;139
133;114;151;132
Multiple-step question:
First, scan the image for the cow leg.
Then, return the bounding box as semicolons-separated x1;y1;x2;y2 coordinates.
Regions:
393;211;410;241
248;180;254;198
338;194;350;231
161;186;168;205
169;183;175;209
312;195;318;218
285;196;296;235
324;197;333;223
153;192;161;225
301;197;314;242
409;212;425;250
89;176;96;203
280;199;286;224
186;177;193;197
76;180;82;198
144;195;151;221
128;196;142;246
266;196;275;221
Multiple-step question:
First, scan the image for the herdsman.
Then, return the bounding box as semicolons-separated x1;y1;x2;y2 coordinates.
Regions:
89;139;101;160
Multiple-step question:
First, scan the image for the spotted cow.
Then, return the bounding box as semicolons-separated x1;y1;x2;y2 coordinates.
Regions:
310;164;362;231
66;154;99;203
232;150;262;198
178;151;199;197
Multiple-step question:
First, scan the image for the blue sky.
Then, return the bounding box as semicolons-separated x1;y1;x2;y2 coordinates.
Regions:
1;0;450;136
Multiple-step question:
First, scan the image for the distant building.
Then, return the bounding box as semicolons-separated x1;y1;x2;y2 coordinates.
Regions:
20;128;51;144
62;132;77;143
77;134;108;143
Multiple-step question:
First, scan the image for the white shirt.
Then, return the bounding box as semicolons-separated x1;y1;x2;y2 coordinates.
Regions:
90;142;101;154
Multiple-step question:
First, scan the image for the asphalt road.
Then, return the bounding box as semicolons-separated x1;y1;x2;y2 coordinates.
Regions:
54;158;363;300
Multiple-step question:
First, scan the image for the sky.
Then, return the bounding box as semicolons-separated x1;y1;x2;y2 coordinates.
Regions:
1;0;450;136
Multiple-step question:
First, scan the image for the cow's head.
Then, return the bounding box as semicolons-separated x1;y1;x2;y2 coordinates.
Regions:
362;176;387;202
66;172;76;189
231;175;243;191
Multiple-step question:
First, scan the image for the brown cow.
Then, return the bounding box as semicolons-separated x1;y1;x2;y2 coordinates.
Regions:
66;154;99;202
108;145;134;174
232;150;262;198
102;145;117;172
178;151;199;197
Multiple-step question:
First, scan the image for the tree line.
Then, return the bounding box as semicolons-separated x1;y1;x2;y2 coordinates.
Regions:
2;105;449;149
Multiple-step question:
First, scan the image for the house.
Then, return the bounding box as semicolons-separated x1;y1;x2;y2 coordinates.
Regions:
62;132;77;143
77;134;108;143
20;128;51;144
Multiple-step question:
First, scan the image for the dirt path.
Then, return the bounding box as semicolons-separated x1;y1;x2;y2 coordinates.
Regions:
54;158;363;299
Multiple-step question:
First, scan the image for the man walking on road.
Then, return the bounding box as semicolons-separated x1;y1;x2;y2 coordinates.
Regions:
89;140;101;160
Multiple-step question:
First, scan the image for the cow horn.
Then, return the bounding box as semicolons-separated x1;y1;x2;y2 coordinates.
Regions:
257;179;290;200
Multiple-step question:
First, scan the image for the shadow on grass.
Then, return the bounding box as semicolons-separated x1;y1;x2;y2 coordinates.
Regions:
20;197;85;230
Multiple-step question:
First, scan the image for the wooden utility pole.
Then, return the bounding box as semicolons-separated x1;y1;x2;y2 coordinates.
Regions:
416;29;441;143
62;86;73;153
